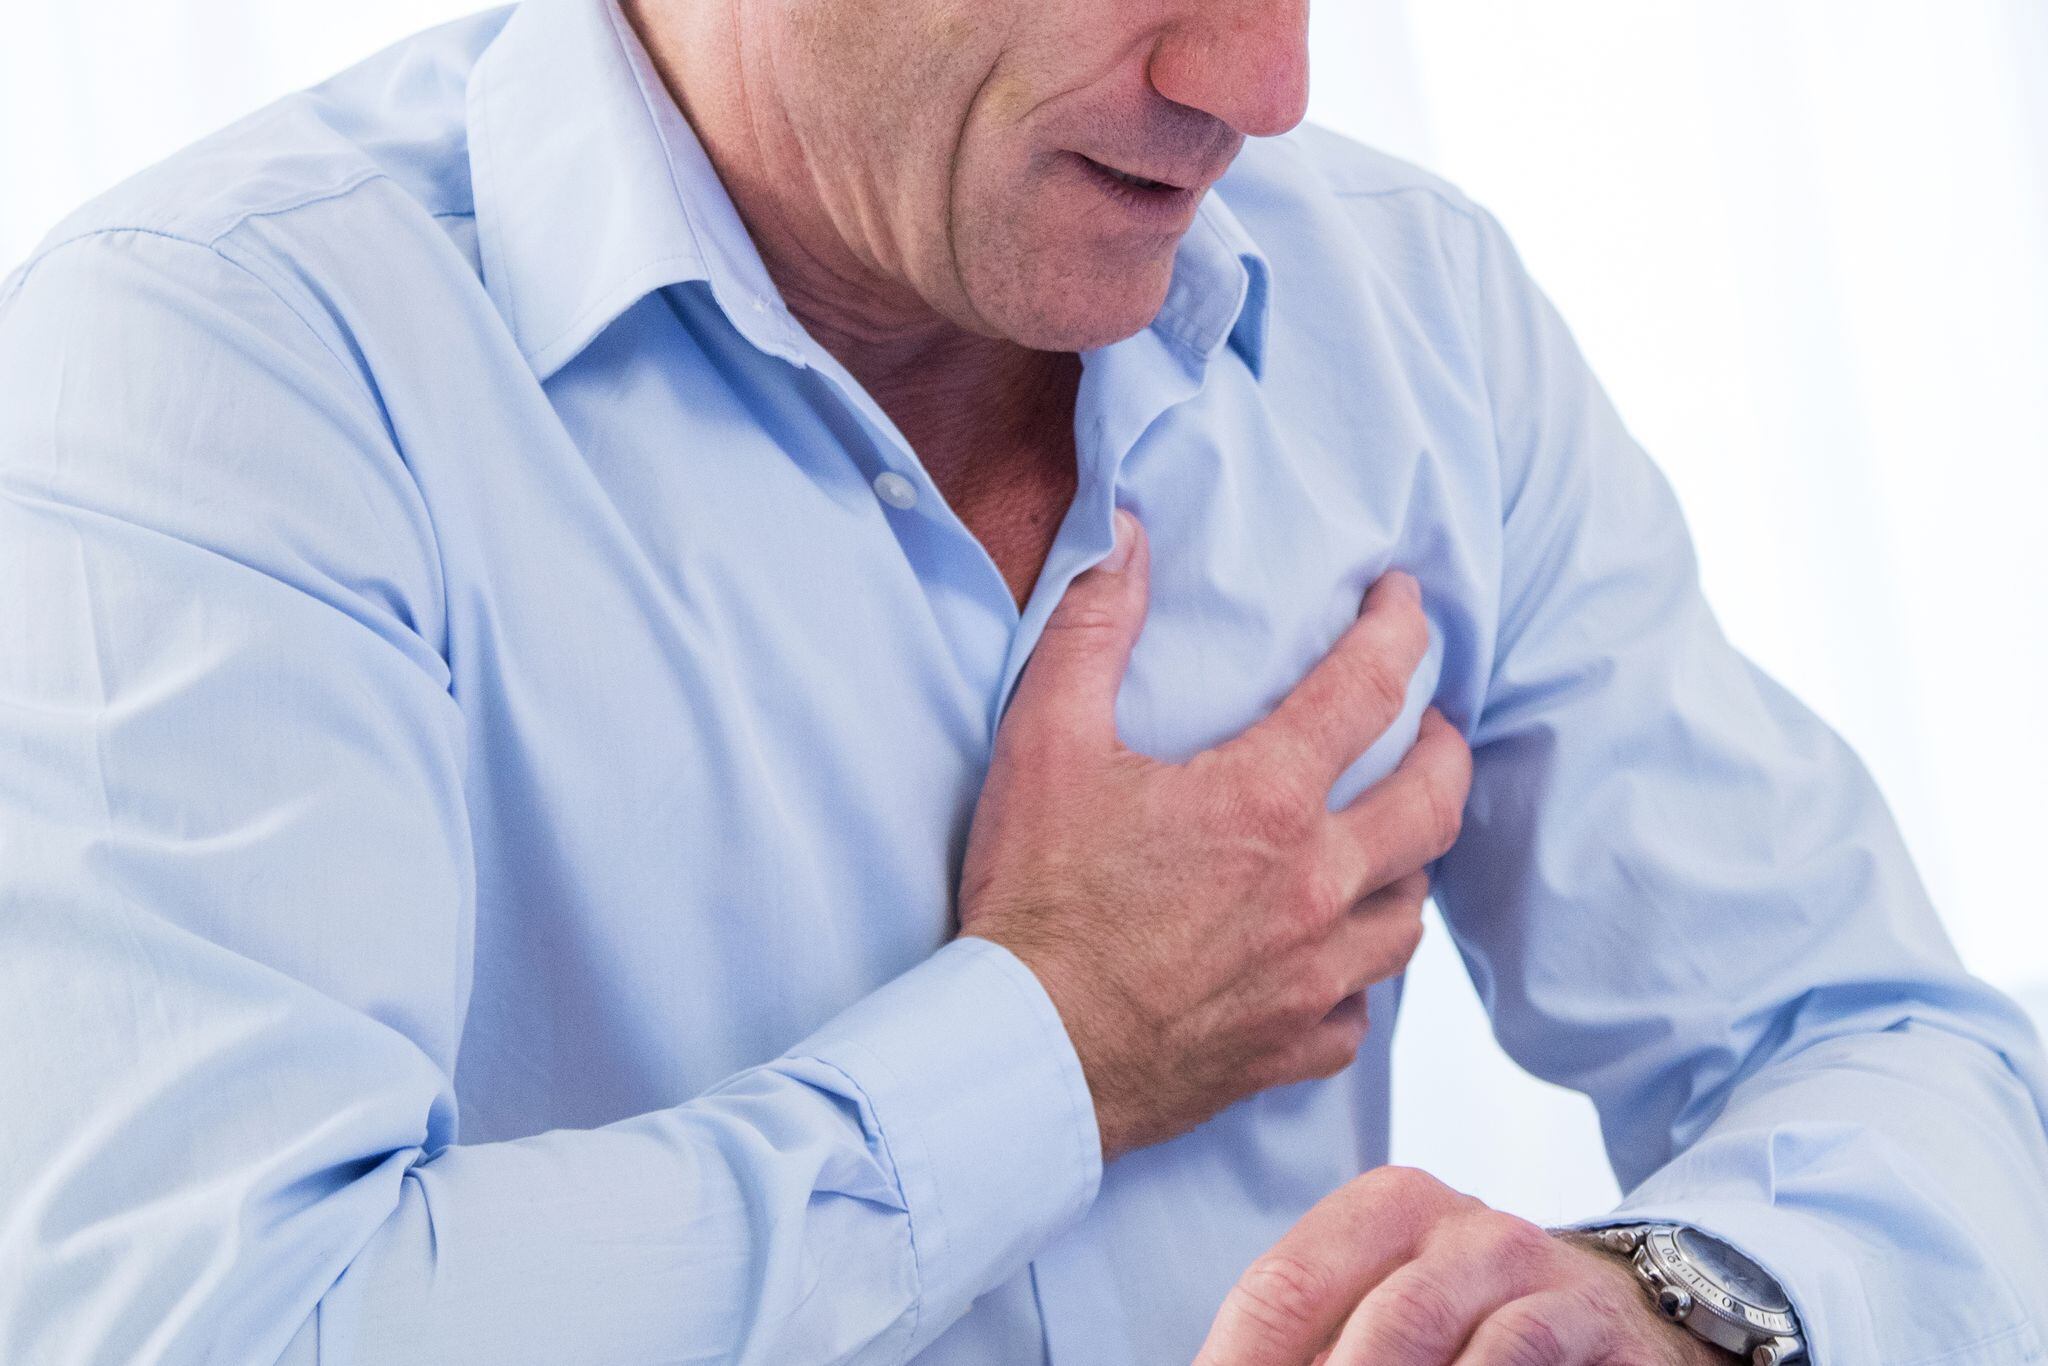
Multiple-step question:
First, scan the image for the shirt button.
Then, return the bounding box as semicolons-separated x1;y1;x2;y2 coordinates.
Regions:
872;470;918;509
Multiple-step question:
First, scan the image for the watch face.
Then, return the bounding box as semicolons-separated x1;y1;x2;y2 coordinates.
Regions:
1673;1228;1792;1314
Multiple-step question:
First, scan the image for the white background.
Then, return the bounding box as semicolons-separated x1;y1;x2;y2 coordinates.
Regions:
6;1;2046;1227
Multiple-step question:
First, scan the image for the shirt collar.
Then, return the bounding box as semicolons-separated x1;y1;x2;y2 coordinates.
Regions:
1153;189;1272;379
466;0;1272;382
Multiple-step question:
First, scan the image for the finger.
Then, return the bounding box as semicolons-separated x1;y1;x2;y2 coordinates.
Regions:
1318;872;1428;999
1326;1224;1551;1366
1002;507;1150;758
1263;876;1425;1068
1256;990;1373;1089
1277;878;1426;1043
1329;707;1471;900
1447;1290;1607;1366
1195;1167;1463;1366
1229;571;1429;796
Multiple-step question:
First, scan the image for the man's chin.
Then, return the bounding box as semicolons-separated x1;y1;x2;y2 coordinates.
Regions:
1008;308;1160;353
974;264;1176;353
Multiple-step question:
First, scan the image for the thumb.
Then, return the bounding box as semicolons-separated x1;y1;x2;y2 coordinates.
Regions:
1002;506;1150;756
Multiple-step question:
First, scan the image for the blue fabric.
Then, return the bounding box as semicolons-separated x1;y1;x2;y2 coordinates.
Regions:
3;0;2045;1361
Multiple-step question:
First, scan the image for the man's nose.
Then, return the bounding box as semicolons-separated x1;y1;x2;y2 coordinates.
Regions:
1147;0;1310;140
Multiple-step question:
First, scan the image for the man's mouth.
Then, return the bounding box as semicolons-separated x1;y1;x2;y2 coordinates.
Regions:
1098;163;1177;193
1075;153;1188;197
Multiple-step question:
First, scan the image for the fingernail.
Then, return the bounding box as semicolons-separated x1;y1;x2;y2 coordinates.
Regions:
1102;508;1138;573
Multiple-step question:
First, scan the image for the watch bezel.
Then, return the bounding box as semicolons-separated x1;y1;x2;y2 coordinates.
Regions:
1578;1222;1806;1364
1638;1226;1801;1338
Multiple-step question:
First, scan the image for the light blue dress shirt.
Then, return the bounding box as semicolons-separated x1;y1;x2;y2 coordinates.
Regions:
4;0;2046;1362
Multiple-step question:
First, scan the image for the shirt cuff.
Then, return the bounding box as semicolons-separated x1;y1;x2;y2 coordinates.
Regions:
788;935;1102;1349
1557;1198;1870;1365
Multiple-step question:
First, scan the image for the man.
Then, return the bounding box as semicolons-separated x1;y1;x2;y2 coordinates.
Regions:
1;0;2043;1360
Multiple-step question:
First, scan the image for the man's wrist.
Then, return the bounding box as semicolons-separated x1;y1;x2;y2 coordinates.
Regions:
1560;1221;1815;1364
1550;1227;1745;1362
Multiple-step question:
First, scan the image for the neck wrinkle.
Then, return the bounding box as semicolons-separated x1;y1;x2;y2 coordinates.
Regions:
621;0;1078;474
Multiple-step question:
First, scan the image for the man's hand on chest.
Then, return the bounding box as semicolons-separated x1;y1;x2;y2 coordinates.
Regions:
956;509;1468;1159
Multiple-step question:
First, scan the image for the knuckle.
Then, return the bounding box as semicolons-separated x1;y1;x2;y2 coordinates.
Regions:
1041;596;1125;638
1376;1270;1465;1349
1347;943;1400;999
1362;1163;1453;1211
1566;1276;1634;1333
1308;1027;1363;1079
1227;769;1317;847
1347;650;1413;726
1481;1213;1558;1270
1419;762;1466;857
1227;1253;1334;1336
1263;1013;1361;1086
1385;908;1426;969
1391;869;1432;907
1484;1301;1568;1366
1346;838;1388;899
1285;963;1347;1022
1287;858;1348;934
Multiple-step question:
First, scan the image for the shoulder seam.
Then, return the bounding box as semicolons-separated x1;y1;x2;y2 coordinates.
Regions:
199;167;394;247
8;167;398;298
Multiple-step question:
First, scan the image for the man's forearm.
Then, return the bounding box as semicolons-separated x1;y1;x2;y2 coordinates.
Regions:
1556;1008;2048;1363
2;933;1097;1365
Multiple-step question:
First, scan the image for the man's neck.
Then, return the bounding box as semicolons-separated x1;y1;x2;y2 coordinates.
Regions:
621;0;1080;478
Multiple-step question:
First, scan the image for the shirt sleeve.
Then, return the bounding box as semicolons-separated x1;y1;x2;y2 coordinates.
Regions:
1427;201;2048;1364
0;229;1100;1366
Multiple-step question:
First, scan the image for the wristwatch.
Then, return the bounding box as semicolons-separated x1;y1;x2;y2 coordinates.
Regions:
1583;1223;1806;1365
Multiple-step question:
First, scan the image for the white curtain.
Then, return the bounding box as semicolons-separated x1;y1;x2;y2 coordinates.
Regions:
7;1;2046;1227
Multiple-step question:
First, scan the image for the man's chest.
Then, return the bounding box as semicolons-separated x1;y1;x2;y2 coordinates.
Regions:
398;293;1499;1143
938;452;1082;613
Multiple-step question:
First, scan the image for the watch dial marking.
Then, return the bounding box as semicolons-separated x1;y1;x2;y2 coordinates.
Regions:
1671;1227;1795;1314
